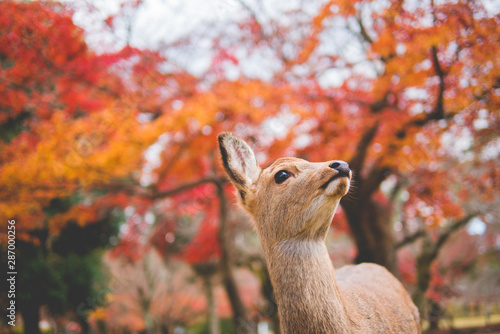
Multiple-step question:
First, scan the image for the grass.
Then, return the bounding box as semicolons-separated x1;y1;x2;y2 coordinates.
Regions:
452;314;500;328
423;314;500;333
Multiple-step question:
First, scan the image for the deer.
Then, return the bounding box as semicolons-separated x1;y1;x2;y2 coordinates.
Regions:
218;132;420;334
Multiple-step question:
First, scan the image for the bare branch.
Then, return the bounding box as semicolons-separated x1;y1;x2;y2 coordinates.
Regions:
395;229;426;250
430;45;445;119
434;212;479;254
395;46;448;139
354;12;394;63
156;143;188;183
361;165;391;199
214;178;252;332
356;15;373;44
151;176;227;199
349;121;380;173
235;0;265;38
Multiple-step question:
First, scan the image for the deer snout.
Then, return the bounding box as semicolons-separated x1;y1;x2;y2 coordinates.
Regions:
329;161;351;178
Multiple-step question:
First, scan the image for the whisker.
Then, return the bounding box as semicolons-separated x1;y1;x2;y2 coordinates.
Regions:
342;171;361;202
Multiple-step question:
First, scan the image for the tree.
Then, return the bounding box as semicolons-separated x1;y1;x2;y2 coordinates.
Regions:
285;0;499;273
179;218;222;334
0;2;161;331
104;249;206;334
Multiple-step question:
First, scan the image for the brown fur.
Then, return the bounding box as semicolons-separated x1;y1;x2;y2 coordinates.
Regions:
218;132;420;334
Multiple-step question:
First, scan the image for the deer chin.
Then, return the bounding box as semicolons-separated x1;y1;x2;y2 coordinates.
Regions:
301;195;340;237
323;176;350;198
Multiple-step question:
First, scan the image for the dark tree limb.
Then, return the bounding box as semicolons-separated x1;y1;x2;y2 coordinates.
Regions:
434;212;479;256
430;45;445;120
156;143;188;183
356;15;373;44
235;0;264;34
151;176;227;199
412;213;479;311
395;229;426;250
214;179;253;334
355;14;394;63
361;164;391;199
349;121;380;173
396;45;448;139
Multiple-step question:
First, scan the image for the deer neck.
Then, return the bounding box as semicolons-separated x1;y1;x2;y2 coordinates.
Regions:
263;238;353;334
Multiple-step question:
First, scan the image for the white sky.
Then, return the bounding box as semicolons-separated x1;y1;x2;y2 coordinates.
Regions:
69;0;500;61
69;0;314;50
67;0;361;82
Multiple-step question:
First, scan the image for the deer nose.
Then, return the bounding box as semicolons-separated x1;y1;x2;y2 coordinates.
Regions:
329;161;350;177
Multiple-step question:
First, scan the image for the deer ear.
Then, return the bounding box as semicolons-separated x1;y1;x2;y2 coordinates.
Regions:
218;132;260;196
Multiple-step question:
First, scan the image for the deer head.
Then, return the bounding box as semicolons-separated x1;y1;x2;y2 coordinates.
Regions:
218;132;351;247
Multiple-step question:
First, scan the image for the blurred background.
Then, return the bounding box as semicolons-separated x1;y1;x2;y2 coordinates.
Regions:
0;0;499;333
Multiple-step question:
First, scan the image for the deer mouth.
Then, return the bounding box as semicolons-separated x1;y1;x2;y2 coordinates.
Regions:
319;173;350;190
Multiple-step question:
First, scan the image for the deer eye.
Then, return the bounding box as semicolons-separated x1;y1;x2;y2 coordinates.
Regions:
274;170;291;184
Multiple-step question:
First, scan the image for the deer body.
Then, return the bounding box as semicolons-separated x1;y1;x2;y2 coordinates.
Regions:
218;133;420;334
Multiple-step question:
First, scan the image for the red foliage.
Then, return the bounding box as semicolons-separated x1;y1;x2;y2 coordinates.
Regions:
109;238;144;263
178;219;221;265
398;249;417;285
109;212;149;262
149;218;177;255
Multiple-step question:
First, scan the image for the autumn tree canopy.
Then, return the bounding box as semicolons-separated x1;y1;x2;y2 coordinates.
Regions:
1;0;499;333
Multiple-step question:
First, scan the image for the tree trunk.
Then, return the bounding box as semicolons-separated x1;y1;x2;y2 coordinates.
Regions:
97;319;107;334
215;181;254;334
252;261;280;333
21;303;40;334
77;314;90;334
412;214;476;313
137;286;153;334
160;323;174;334
343;123;397;274
202;274;220;334
412;236;434;313
261;266;280;334
428;300;443;330
342;198;397;274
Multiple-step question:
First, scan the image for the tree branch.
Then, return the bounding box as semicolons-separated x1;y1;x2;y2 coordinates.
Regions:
156;143;188;183
354;12;394;63
430;45;445;119
356;15;373;44
395;229;426;250
434;212;478;255
349;121;380;173
361;164;391;199
395;46;448;139
214;178;252;333
151;176;227;199
412;212;479;310
235;0;265;39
